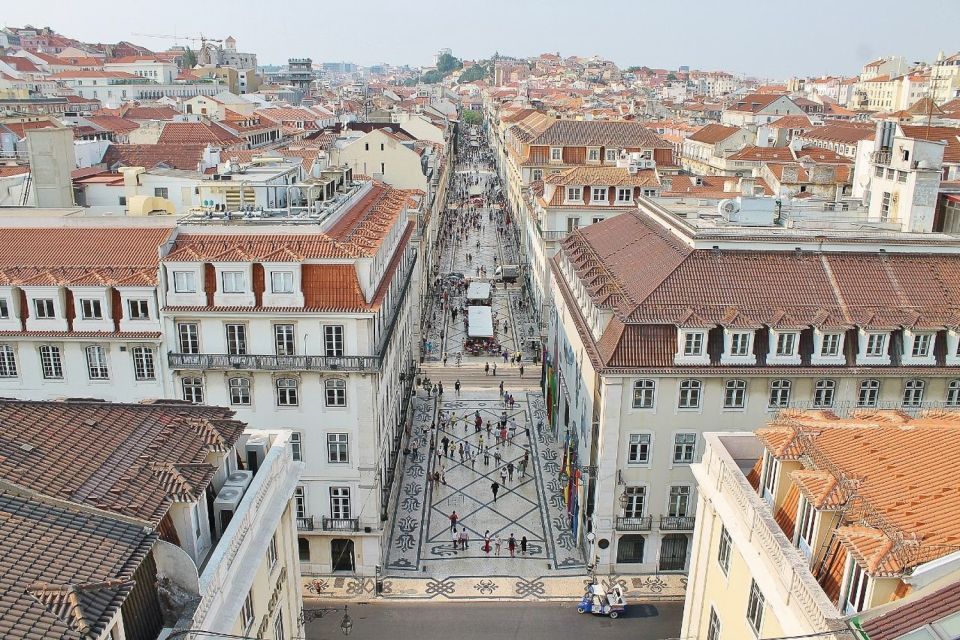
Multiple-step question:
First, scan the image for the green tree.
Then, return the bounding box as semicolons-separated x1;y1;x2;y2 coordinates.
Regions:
182;47;197;68
420;69;446;84
461;110;483;125
458;64;488;83
436;52;463;75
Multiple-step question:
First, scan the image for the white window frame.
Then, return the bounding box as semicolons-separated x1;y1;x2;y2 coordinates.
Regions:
241;589;255;629
275;324;295;356
673;432;697;463
677;380;702;410
948;380;960;407
0;344;17;377
820;332;841;357
747;579;765;635
127;299;150;320
221;270;246;294
590;186;607;203
182;376;204;403
730;332;751;356
668;485;691;517
0;298;9;319
330;486;351;519
178;322;200;354
271;270;294;293
776;331;797;356
813;379;836;408
684;332;704;356
632;379;655;409
707;607;721;640
622;485;645;518
132;346;156;381
291;432;302;461
717;525;732;576
587;147;600;162
323;325;344;357
267;533;278;569
325;378;347;406
327;433;349;463
628;433;651;464
39;344;63;379
724;379;746;409
605;148;618;162
276;377;299;406
228;376;251;405
760;450;779;505
565;186;582;203
173;270;197;293
616;187;632;202
768;379;792;408
902;379;925;407
85;345;109;380
34;298;56;319
842;560;871;614
294;486;306;518
225;323;247;355
857;379;880;407
550;147;562;161
796;496;817;558
80;298;103;320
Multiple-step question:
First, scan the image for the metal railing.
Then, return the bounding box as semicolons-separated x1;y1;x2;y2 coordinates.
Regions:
297;517;315;531
615;515;653;531
322;517;359;532
660;515;696;531
168;352;379;372
871;150;892;166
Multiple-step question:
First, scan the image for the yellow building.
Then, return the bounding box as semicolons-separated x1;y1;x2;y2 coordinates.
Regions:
682;411;960;640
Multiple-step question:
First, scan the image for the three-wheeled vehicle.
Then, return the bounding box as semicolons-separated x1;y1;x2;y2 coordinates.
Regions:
577;583;627;619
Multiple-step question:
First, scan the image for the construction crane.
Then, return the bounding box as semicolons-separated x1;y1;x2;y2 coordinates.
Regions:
132;33;223;49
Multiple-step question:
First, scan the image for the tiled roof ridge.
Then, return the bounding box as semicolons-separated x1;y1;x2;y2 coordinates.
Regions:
148;461;215;502
26;578;135;636
0;477;153;529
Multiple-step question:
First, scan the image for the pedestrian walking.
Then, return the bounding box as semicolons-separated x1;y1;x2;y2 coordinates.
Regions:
452;527;459;551
494;448;502;466
500;465;508;485
458;442;464;461
495;533;502;555
492;362;497;376
508;533;517;557
460;529;469;550
449;510;459;532
455;379;461;396
483;530;491;553
519;364;524;378
483;447;490;466
484;362;490;376
438;381;444;396
507;461;514;481
521;535;528;555
498;380;504;397
491;480;500;502
443;352;448;366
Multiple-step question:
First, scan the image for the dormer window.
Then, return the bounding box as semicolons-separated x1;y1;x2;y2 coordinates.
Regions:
684;332;704;357
221;271;246;294
587;148;600;162
676;329;710;365
0;299;8;319
866;333;885;356
616;187;632;203
730;332;750;356
590;187;607;204
550;147;562;161
605;148;618;162
271;271;294;293
902;330;936;365
820;333;841;357
776;332;797;357
174;271;197;293
79;299;103;320
34;299;56;319
128;300;150;320
565;186;582;202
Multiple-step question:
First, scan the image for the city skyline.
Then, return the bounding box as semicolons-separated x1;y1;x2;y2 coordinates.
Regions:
4;0;959;77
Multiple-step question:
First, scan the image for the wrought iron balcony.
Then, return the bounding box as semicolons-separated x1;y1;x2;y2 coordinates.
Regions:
660;515;696;531
871;150;892;166
322;517;359;532
168;352;380;373
615;515;653;531
297;516;315;531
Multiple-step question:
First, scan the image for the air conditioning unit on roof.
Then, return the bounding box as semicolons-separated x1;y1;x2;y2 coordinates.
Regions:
213;486;243;537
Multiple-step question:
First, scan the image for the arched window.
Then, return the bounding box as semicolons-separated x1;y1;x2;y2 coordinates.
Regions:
678;379;701;409
768;379;791;408
813;379;835;408
857;380;880;407
325;378;346;407
724;379;746;409
632;379;655;408
276;377;299;406
228;377;251;405
903;379;925;407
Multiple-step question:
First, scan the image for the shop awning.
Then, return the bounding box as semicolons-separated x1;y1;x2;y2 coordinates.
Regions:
468;305;494;338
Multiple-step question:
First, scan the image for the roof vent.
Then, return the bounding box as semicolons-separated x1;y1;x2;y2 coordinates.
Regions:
83;419;99;427
19;443;35;452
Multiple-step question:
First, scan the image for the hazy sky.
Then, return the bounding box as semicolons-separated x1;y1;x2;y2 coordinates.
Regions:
5;0;959;78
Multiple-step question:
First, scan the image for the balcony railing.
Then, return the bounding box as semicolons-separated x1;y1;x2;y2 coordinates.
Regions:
322;517;359;532
871;150;892;166
615;515;653;531
297;517;315;531
660;515;696;531
168;352;380;373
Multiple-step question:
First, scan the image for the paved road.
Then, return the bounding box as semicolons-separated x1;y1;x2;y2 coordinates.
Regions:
304;600;683;639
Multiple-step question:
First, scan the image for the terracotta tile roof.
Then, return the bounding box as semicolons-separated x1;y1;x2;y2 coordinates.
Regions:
0;489;155;640
0;166;29;177
544;166;660;187
727;93;787;113
83;115;139;134
686;123;742;144
102;142;208;171
0;399;244;525
302;264;367;311
529;119;672;148
861;580;960;640
0;56;41;73
901;125;960;164
796;123;875;145
0;227;171;287
158;121;242;147
768;115;813;129
794;147;854;164
727;146;796;162
660;174;774;198
758;411;960;576
120;105;179;121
